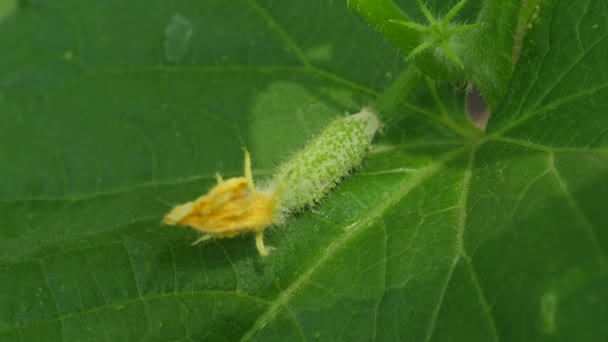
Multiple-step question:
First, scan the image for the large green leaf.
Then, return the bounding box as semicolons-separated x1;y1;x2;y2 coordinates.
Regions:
1;0;606;341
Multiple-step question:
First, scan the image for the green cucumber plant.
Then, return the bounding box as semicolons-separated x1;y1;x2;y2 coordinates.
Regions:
350;0;529;107
0;0;606;341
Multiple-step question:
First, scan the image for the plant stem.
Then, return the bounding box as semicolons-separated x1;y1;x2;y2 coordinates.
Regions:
376;64;421;115
347;0;419;53
464;0;524;108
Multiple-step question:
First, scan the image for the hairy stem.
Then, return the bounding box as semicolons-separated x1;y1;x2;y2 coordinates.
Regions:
347;0;419;54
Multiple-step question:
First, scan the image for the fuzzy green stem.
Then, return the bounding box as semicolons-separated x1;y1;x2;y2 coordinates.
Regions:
416;0;438;25
350;0;525;109
464;0;524;108
347;0;419;54
444;0;470;23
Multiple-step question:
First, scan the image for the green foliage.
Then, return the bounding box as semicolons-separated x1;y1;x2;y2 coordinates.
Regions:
352;0;523;107
391;0;479;69
0;0;606;341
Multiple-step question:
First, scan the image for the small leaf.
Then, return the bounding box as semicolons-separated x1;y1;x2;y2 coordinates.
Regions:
390;19;428;33
416;0;438;25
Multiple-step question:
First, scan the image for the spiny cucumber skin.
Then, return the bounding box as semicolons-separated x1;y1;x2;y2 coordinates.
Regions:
264;107;380;216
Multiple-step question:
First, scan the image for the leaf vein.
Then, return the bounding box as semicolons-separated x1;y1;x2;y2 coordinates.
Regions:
424;147;476;341
244;0;311;67
500;19;608;135
464;258;501;342
238;149;464;340
548;153;608;268
37;260;66;342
